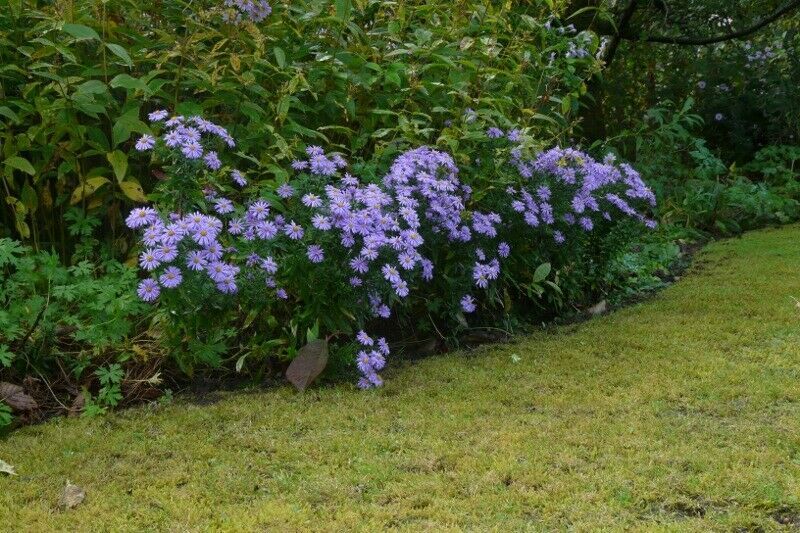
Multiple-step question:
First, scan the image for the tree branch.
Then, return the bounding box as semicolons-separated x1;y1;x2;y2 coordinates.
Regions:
604;0;640;67
623;0;800;45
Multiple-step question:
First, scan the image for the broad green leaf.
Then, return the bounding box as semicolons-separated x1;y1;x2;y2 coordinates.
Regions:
533;262;552;283
274;47;286;68
109;74;147;92
105;43;133;67
106;151;128;183
62;23;99;41
335;0;352;21
0;106;20;124
4;156;35;175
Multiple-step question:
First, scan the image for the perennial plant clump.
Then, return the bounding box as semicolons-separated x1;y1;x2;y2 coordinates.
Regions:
126;111;657;387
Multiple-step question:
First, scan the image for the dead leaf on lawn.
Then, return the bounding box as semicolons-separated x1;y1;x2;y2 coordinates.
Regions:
0;459;16;476
285;339;329;392
59;481;85;510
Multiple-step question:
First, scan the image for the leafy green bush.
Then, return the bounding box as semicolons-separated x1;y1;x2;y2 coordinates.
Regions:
1;0;597;258
0;234;150;425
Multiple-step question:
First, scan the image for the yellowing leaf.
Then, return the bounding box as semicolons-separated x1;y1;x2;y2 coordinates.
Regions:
119;180;148;202
70;177;110;205
106;150;128;183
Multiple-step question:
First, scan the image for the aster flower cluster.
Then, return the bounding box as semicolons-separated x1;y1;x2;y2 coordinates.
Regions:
354;331;390;389
137;110;246;188
126;207;241;297
127;111;656;390
501;139;657;243
221;0;272;24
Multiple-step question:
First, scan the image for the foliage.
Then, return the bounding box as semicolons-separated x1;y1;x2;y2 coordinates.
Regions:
0;0;598;259
0;232;150;423
122;109;656;385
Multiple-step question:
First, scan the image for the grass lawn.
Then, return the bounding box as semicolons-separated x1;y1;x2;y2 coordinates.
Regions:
1;225;800;531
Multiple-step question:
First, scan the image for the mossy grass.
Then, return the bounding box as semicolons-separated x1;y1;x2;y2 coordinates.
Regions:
2;226;799;531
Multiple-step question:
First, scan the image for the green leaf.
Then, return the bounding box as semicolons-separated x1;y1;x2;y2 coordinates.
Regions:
335;0;352;21
106;151;128;183
4;156;35;175
105;43;133;67
0;106;20;124
109;74;147;92
533;262;552;283
62;23;100;41
274;47;286;68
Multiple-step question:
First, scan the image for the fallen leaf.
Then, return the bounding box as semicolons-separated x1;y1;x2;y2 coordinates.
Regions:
587;300;608;316
0;382;38;411
68;392;86;417
0;459;16;476
59;482;85;510
285;339;329;392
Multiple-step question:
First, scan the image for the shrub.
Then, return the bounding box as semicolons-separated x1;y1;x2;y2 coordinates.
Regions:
124;109;657;386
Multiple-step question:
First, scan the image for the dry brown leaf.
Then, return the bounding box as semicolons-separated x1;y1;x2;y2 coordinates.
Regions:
285;340;329;392
59;482;85;510
0;382;38;411
0;459;16;476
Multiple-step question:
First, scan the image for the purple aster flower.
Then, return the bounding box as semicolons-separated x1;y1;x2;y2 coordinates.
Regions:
312;214;332;230
461;294;476;313
301;193;322;208
261;256;278;274
498;242;510;258
164;130;182;147
139;249;162;271
186;250;207;271
356;331;373;346
553;230;565;244
125;207;158;229
181;140;203;159
368;351;385;371
487;127;504;139
349;276;363;287
148;109;169;122
192;226;217;247
393;279;409;297
247;200;270;220
135;134;155;151
306;244;324;263
159;266;183;288
284;220;304;240
204;151;222;171
231;169;247;187
377;337;390;356
214;197;234;215
507;129;521;142
291;160;308;171
276;288;288;299
137;278;160;302
277;183;295;198
157;243;178;262
356;351;373;374
382;264;401;284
